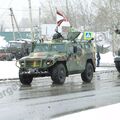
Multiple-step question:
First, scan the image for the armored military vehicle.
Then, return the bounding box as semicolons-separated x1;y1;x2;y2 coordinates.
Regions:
114;29;120;72
17;32;96;85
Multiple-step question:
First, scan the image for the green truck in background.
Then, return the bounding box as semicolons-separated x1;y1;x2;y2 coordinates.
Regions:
17;32;96;85
0;40;32;60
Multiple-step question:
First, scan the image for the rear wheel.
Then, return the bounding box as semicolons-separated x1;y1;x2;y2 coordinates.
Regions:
19;69;33;85
51;64;66;84
81;62;93;83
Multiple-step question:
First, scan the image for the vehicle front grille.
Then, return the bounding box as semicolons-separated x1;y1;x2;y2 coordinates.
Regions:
26;60;41;68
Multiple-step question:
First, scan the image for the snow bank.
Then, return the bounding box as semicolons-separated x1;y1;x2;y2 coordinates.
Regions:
0;61;19;79
52;103;120;120
99;52;114;65
0;36;8;47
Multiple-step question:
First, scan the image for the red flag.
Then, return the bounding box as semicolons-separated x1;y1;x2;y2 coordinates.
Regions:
56;10;68;26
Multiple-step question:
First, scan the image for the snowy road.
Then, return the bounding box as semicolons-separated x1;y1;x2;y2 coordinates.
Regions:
0;67;120;120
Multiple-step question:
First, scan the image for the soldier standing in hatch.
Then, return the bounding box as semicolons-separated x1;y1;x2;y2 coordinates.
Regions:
97;52;101;67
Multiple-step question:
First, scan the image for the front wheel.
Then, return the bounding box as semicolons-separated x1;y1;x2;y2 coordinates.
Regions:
19;70;33;85
51;64;66;84
81;62;94;83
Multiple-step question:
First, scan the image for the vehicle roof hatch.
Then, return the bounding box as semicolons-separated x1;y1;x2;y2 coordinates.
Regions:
67;32;80;41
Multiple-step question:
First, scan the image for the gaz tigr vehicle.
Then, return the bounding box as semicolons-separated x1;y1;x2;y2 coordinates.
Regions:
114;55;120;72
114;29;120;72
18;32;96;85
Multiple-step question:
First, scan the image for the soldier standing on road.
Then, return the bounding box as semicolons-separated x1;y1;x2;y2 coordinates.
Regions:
97;52;101;67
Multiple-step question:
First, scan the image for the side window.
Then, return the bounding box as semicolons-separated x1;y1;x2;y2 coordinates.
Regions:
68;44;78;54
68;44;82;54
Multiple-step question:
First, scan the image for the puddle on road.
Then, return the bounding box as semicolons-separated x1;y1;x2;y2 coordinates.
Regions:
18;79;96;100
17;71;120;101
0;70;119;105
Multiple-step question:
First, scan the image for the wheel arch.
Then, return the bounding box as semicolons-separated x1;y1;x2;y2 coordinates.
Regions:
86;59;95;72
50;61;68;76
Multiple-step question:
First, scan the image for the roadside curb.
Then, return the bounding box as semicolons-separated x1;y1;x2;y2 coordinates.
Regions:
96;65;117;74
99;63;115;67
96;69;117;74
0;78;19;81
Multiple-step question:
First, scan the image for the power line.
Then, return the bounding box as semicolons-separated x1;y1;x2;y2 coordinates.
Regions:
0;7;39;11
0;0;14;19
0;8;8;10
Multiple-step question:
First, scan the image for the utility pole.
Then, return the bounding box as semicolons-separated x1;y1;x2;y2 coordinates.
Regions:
9;8;22;40
39;7;41;39
66;0;69;15
10;8;16;41
28;0;34;44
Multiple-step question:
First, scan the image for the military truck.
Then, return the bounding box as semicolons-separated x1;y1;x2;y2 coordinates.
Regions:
17;32;96;85
8;40;32;60
0;49;13;61
0;40;32;61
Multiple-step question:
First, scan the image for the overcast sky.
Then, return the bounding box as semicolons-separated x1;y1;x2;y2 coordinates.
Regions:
0;0;92;28
0;0;41;10
0;0;43;27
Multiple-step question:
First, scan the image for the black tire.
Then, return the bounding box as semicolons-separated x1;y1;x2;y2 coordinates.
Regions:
81;62;93;83
115;61;120;73
51;64;66;84
19;70;33;85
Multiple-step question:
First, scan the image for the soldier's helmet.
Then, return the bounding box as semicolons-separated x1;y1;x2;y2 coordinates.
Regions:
52;32;63;39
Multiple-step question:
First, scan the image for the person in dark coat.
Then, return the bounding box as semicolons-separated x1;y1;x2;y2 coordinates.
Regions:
97;52;101;67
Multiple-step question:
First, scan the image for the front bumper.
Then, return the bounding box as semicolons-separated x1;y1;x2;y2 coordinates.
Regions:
19;68;50;77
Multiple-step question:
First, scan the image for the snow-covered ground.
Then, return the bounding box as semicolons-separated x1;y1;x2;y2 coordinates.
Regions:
100;52;114;65
0;61;19;79
52;103;120;120
0;36;8;47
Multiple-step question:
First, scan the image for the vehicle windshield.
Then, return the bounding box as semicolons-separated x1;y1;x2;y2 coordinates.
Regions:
34;44;65;52
10;42;22;48
51;44;65;52
34;44;50;52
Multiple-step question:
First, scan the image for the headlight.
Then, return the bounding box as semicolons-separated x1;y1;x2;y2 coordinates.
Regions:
46;60;53;65
20;61;25;67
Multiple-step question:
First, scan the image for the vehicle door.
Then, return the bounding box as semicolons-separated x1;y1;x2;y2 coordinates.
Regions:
67;43;85;72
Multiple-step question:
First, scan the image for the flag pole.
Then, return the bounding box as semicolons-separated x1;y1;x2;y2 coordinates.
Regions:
28;0;34;51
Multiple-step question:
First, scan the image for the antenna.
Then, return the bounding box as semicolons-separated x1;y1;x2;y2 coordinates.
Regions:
28;0;34;42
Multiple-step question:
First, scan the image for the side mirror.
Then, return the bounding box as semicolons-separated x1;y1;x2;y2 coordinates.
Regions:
88;38;94;43
90;38;94;40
